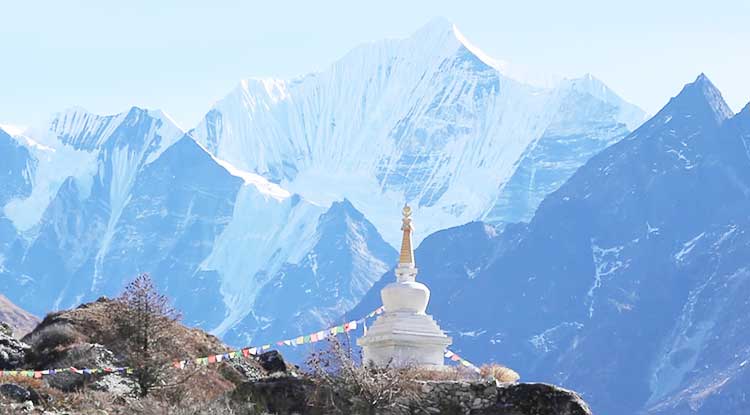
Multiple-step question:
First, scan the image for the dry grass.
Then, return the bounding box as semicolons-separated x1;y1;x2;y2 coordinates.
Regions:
22;297;254;367
25;322;81;351
480;363;520;383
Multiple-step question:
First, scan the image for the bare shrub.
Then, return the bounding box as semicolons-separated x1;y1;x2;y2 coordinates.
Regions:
480;363;520;383
305;336;423;415
110;273;182;397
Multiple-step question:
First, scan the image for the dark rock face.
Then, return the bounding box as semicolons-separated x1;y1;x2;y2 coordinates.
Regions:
0;383;40;404
494;383;591;415
351;75;750;415
0;331;29;370
258;350;287;374
232;376;313;414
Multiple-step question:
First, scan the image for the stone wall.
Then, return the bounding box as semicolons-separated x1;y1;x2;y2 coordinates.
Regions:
233;376;593;415
414;380;591;415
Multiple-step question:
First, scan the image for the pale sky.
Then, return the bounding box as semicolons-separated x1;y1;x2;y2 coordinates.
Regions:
2;0;749;130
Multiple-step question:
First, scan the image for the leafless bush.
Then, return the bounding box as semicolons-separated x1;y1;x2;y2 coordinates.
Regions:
305;336;423;415
110;273;182;397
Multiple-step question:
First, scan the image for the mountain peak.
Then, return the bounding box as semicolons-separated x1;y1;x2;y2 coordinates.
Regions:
663;73;733;125
412;17;455;38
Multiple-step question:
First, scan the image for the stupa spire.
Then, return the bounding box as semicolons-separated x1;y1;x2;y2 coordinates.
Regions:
357;204;452;367
398;204;415;266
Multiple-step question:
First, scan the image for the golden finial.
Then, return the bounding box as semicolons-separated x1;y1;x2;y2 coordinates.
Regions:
399;204;414;265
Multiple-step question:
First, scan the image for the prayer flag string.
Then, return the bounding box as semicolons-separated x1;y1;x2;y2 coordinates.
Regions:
0;305;481;377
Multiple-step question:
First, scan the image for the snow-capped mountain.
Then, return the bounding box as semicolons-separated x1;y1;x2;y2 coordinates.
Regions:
191;18;644;246
351;74;750;415
0;108;394;346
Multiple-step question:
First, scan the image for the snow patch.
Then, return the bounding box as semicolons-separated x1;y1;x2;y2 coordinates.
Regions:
674;232;705;263
587;241;627;318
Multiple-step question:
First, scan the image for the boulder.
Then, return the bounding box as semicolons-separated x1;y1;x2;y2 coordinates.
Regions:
0;383;41;404
0;330;29;369
232;376;313;414
258;350;287;374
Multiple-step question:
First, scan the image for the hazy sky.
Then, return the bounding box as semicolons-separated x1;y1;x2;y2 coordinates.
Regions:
2;0;749;129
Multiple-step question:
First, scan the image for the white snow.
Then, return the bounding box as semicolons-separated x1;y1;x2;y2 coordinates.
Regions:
674;232;705;263
3;107;184;235
587;241;627;318
457;329;487;338
529;322;584;353
647;222;661;236
3;130;98;232
206;151;291;201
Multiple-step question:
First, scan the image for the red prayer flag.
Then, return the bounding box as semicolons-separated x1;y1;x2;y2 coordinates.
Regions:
208;355;217;363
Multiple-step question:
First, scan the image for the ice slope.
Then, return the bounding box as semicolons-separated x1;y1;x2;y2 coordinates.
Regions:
192;18;645;247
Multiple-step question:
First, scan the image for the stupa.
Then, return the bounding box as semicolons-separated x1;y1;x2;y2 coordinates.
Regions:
357;205;452;367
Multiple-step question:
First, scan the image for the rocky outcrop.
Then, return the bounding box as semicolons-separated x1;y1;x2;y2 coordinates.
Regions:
0;383;41;404
257;350;288;374
0;329;28;369
43;343;135;395
493;383;592;415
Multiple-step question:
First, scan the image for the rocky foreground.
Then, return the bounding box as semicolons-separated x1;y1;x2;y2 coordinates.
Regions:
1;298;592;414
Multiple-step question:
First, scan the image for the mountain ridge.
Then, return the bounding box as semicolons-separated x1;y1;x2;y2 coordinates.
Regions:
349;74;750;415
